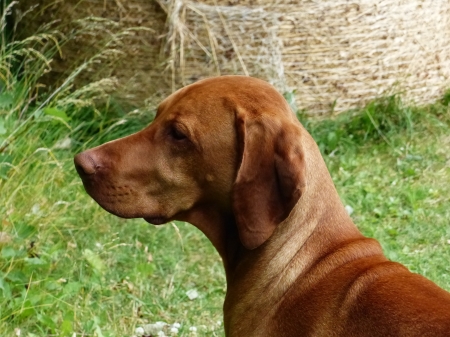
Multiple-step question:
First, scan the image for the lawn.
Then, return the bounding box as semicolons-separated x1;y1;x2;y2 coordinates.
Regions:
1;6;450;337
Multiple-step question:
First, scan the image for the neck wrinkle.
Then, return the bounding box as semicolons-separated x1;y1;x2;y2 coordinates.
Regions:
184;206;245;277
222;138;364;334
223;196;363;336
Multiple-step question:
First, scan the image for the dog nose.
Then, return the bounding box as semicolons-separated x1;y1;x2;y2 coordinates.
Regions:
74;152;97;176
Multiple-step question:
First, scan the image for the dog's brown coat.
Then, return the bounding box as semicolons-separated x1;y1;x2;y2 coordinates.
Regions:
75;76;450;336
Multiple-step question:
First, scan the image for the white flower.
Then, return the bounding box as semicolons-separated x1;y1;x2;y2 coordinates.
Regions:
345;205;354;216
54;137;72;150
186;288;199;300
170;327;179;335
135;326;145;335
31;204;40;215
189;326;197;332
143;322;168;335
155;321;168;330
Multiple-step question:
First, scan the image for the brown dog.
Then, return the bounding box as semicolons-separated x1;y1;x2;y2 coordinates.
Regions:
74;76;450;336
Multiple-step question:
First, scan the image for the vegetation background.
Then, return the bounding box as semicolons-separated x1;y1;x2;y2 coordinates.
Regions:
1;1;449;336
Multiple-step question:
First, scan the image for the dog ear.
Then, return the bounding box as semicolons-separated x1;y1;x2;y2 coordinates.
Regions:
232;110;306;250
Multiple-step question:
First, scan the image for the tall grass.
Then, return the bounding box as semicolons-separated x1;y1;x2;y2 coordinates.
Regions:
1;3;450;336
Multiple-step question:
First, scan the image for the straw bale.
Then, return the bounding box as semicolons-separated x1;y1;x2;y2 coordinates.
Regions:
159;0;286;91
16;0;168;107
16;0;450;114
163;0;450;114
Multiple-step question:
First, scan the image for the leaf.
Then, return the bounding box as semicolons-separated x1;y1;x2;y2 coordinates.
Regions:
0;92;14;108
63;281;82;295
43;107;70;122
83;249;106;274
60;319;73;335
327;131;338;150
1;246;17;258
37;313;57;331
5;270;27;283
0;277;12;298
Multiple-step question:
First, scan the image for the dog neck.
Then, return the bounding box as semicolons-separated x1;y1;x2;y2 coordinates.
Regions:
221;133;369;335
185;129;367;283
182;130;374;336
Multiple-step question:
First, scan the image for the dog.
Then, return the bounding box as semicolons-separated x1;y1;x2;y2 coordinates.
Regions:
74;76;450;336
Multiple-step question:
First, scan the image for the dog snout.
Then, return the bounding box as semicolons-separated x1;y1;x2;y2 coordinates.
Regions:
74;151;98;177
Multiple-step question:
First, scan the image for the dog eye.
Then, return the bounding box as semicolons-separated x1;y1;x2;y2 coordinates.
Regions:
169;125;187;141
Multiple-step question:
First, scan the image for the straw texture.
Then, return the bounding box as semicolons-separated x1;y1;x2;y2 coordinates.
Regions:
16;0;450;114
16;0;168;106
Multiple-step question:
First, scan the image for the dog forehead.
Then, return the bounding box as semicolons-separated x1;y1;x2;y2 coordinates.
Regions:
157;98;230;127
156;87;232;124
157;76;289;119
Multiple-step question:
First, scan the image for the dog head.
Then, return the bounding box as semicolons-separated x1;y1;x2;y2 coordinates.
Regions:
74;76;305;249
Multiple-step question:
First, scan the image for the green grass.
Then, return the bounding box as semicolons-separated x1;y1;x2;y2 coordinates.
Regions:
1;5;225;335
302;95;450;288
2;4;450;336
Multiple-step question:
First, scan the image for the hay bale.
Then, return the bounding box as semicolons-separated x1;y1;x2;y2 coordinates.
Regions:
15;0;168;107
164;0;450;114
160;0;286;91
16;0;450;114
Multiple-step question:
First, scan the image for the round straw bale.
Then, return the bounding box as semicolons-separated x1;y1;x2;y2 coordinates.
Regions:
15;0;168;107
163;0;450;114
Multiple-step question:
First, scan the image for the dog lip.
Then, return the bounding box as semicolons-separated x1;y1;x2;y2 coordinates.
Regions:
144;217;168;225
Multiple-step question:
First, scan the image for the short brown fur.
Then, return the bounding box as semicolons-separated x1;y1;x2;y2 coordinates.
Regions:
74;76;450;337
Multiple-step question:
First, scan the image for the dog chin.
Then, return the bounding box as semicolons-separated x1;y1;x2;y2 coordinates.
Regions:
144;217;168;225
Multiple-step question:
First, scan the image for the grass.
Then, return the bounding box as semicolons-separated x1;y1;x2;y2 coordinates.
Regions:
301;95;450;288
1;5;450;336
